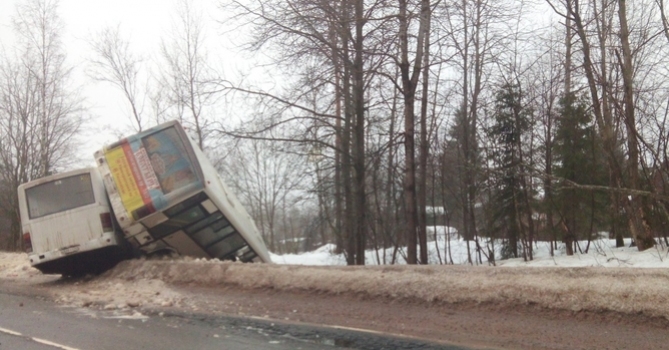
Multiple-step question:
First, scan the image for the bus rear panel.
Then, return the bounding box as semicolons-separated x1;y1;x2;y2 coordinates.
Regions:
18;168;128;275
95;121;271;263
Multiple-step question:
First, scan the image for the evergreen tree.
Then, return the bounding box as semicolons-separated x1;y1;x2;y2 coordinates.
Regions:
553;93;606;255
488;84;532;259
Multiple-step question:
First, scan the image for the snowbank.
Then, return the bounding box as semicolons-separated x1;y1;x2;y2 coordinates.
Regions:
4;236;669;320
0;252;186;311
0;252;41;279
95;257;669;320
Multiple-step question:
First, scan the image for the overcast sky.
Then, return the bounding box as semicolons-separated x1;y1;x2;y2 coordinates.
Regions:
0;0;228;167
0;0;556;170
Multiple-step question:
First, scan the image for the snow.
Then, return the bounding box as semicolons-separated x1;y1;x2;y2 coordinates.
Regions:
497;239;669;268
272;227;669;268
3;227;669;321
270;244;346;265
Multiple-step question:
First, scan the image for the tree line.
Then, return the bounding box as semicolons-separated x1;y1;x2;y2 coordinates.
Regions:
219;0;669;264
3;0;669;266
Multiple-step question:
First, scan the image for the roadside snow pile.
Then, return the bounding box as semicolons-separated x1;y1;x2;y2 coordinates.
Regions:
87;235;669;318
0;253;187;311
52;277;187;311
4;234;669;319
0;252;41;279
94;257;669;319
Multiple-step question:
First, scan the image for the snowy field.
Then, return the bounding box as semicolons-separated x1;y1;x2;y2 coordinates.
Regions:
3;227;669;321
271;226;669;268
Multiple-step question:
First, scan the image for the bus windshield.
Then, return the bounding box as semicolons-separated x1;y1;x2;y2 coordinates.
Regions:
25;173;96;219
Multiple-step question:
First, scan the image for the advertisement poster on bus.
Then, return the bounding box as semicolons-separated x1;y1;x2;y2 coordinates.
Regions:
141;127;198;194
105;126;201;218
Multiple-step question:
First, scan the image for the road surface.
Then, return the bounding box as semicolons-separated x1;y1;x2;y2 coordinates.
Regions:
0;289;467;350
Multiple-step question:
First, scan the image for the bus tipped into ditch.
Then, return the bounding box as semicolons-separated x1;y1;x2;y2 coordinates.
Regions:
94;120;271;263
17;168;130;275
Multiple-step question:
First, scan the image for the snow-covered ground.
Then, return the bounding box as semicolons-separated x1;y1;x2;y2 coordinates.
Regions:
3;227;669;322
271;226;669;268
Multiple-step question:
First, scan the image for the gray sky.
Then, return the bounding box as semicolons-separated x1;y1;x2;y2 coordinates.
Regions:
0;0;225;167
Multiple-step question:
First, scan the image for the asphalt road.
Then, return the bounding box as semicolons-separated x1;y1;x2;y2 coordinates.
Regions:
0;289;472;350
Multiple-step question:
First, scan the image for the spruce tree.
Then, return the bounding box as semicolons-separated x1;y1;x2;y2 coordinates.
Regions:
488;84;531;259
553;93;606;254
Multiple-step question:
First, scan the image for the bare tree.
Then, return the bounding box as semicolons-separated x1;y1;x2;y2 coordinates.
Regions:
88;25;146;132
397;0;432;264
0;0;83;251
441;0;511;263
160;0;217;149
218;136;309;253
12;0;83;177
217;0;383;264
617;0;655;250
0;58;41;250
546;0;657;251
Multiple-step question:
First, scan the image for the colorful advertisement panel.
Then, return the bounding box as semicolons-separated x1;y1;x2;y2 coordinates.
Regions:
141;127;198;194
105;125;201;219
105;142;155;216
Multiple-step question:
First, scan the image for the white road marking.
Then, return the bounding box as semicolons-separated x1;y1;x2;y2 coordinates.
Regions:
330;325;386;335
0;326;22;336
32;337;81;350
0;326;81;350
247;315;400;337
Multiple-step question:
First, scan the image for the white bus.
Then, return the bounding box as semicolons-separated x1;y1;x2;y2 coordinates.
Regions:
17;168;129;275
94;121;271;263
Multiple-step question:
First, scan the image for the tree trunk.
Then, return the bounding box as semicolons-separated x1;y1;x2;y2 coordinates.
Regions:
339;0;355;265
417;0;431;265
352;0;367;265
398;0;430;264
617;0;655;250
331;18;345;254
399;0;417;264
